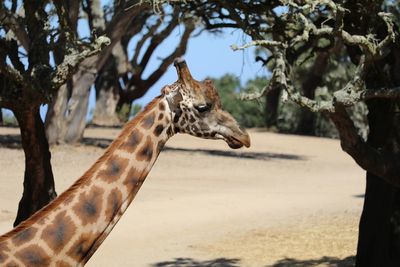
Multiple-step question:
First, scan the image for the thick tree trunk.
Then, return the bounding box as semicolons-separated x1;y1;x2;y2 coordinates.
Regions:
92;43;127;127
13;107;57;226
264;88;280;128
45;63;95;144
92;84;120;126
63;68;93;143
356;98;400;267
45;83;69;144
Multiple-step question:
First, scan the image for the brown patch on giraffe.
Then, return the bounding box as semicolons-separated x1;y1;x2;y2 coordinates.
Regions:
123;167;142;192
189;115;196;123
153;124;164;137
73;186;104;226
97;155;129;183
158;113;164;121
11;227;37;246
105;188;123;220
66;232;95;262
136;136;153;162
141;112;155;130
159;102;166;111
55;260;72;267
15;244;50;267
121;130;143;153
41;211;77;253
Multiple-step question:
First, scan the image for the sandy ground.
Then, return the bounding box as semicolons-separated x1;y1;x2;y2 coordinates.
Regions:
0;127;365;267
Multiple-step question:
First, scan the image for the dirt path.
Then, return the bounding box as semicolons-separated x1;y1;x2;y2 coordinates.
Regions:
0;127;364;266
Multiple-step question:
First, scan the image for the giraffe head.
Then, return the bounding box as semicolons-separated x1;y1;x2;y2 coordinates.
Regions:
162;58;251;149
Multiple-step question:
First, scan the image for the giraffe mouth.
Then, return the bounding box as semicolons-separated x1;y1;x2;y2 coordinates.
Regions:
227;135;251;149
217;133;251;149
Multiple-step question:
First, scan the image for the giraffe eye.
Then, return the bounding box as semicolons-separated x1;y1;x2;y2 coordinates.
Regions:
194;103;211;113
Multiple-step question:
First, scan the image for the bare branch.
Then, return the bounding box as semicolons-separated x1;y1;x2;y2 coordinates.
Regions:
144;21;195;88
231;40;286;51
132;16;162;66
51;36;111;90
0;6;30;50
137;9;180;75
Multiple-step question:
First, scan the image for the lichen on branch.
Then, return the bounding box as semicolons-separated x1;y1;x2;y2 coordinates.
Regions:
51;36;111;90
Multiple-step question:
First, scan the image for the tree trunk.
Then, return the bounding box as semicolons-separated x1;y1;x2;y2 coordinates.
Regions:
45;62;95;144
45;2;143;143
264;88;280;128
92;43;127;127
13;107;57;226
63;68;94;143
356;98;400;267
296;53;329;135
45;83;69;144
92;84;120;126
0;109;3;126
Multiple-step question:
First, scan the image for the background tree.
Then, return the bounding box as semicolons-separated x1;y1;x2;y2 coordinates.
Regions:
0;0;110;225
0;0;196;226
45;0;149;144
45;1;195;144
211;74;265;128
174;0;400;265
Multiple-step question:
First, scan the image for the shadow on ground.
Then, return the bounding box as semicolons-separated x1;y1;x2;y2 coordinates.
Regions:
0;134;305;162
0;134;21;149
58;137;306;161
152;257;240;267
266;256;355;267
163;147;305;161
152;256;355;267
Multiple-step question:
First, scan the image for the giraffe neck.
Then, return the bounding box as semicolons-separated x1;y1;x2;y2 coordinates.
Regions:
0;96;173;266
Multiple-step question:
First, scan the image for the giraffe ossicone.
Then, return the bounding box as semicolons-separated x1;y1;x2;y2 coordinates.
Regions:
0;59;250;266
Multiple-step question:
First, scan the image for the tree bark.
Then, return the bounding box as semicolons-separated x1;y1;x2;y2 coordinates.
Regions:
13;107;57;226
62;67;94;143
45;83;69;144
296;53;329;135
92;42;128;126
92;85;120;126
356;98;400;267
264;88;280;128
0;109;3;125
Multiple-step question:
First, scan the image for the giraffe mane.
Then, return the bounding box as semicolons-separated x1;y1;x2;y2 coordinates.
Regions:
0;95;164;242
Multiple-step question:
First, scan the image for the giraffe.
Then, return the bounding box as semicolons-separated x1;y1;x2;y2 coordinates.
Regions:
0;58;250;267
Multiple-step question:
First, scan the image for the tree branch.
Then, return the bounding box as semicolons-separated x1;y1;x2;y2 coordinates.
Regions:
0;6;30;50
144;21;195;88
329;104;400;187
51;36;111;90
137;9;180;76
